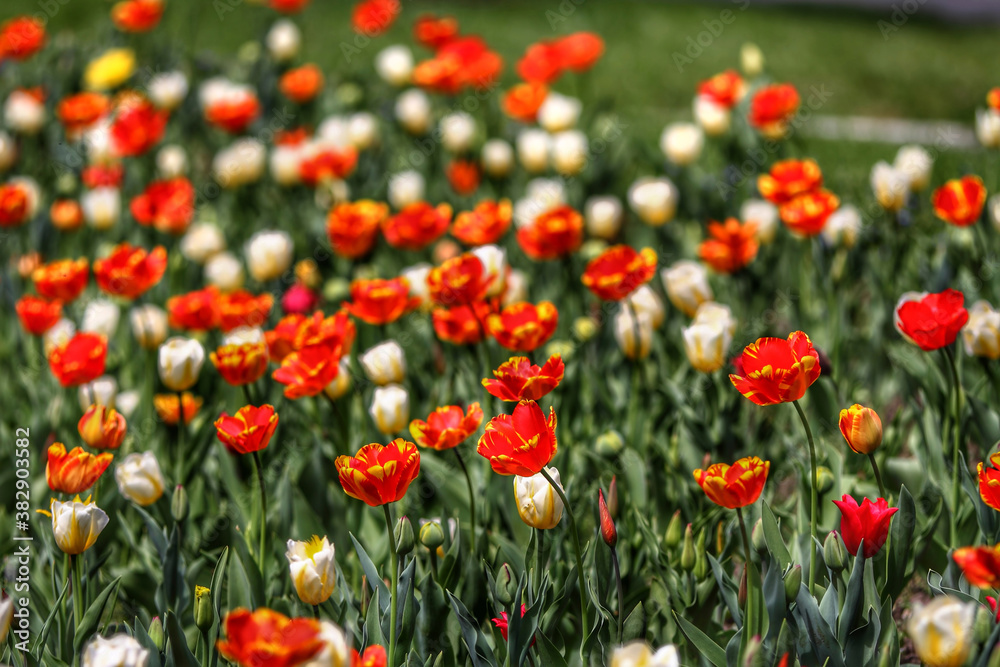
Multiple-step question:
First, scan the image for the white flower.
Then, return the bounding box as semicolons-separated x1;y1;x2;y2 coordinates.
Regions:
213;138;266;188
115;452;165;507
302;621;351;667
246;230;293;282
78;376;118;411
740;199;779;244
400;263;432;306
741;42;764;76
360;341;406;385
205;251;245;292
513;467;564;529
158;337;205;392
693;95;730;136
906;596;974;667
503;269;529;306
584;195;623;240
324;356;353;401
625;285;664;329
694;301;737;336
82;187;121;230
388;170;425;209
0;130;17;171
628;177;678;226
395;88;431;134
471;244;507;298
481;138;514;178
963;300;1000;359
148;71;188;110
609;642;680;667
977;109;1000;149
82;299;120;339
48;497;109;555
440;111;476;153
4;90;45;134
115;391;140;418
989;194;1000;234
821;204;862;248
348;112;379;150
156;144;188;178
526;178;566;205
661;261;712;316
266;19;301;62
870;161;909;213
683;321;732;373
660;122;704;166
893;144;932;191
223;326;266;347
375;45;414;86
44;318;76;356
84;119;118;164
180;223;226;264
286;535;337;606
614;306;653;360
370;384;409;435
551;130;588;176
82;633;150;667
537;92;581;133
516;128;551;173
270;144;305;186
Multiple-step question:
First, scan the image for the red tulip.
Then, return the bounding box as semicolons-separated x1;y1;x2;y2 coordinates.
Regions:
477;400;557;477
729;331;821;406
895;289;969;351
832;494;898;558
214;405;279;455
954;544;1000;589
482;354;564;402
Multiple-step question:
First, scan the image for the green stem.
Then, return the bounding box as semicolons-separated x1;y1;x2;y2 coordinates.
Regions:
312;604;320;620
383;504;399;667
251;451;268;577
453;448;477;549
868;453;887;499
792;399;818;597
199;629;210;667
944;346;964;546
175;391;185;485
611;548;624;645
539;467;587;629
71;555;84;630
736;506;758;654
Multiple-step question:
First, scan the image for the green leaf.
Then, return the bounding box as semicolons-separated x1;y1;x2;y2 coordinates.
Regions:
164;612;199;667
886;485;916;598
73;577;121;654
707;553;742;627
622;601;646;643
674;611;727;667
762;502;791;570
838;546;866;644
534;631;569;667
132;618;163;667
31;578;68;660
446;590;497;667
350;532;391;616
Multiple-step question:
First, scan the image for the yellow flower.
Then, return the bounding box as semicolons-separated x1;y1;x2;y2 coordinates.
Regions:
286;535;336;606
907;596;974;667
39;496;109;555
84;48;136;91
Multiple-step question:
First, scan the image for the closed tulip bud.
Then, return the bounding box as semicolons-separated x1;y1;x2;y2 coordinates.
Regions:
388;170;425;209
148;616;164;651
266;19;300;62
716;521;725;556
370;384;409;435
741;42;764;76
683;321;732;373
816;466;835;494
823;532;847;571
496;563;515;606
158;336;205;391
693;95;731;137
839;404;883;455
194;586;213;631
988;644;1000;667
205;252;245;292
81;633;150;667
516;128;551;173
395;516;415;555
607;476;619;519
514;467;565;530
324;357;353;401
395;88;431;134
614;307;653;360
82;187;121;230
977;109;1000;149
286;535;336;606
171;484;188;520
976;605;993;643
680;524;695;571
360;341;406;385
440;112;476;153
894;145;933;192
573;316;598;342
870;161;908;213
665;511;683;548
114;452;165;507
599;488;617;548
130;304;168;349
783;565;802;603
180;223;225;264
584;195;623;240
419;520;444;551
751;518;766;554
738;567;747;607
552;130;588;176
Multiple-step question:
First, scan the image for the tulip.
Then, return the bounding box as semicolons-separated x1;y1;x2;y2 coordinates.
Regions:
286;535;337;606
584;195;623;240
895;289;969;351
360;341;406;385
832;494;897;558
693;456;770;509
153;393;202;426
440;111;476;153
44;318;76;356
49;332;108;388
483;354;564;402
977;109;1000;149
481;139;514;178
537;92;581;132
194;587;213;631
218;608;323;667
419;520;445;551
246;230;293;283
627;177;678;226
661;260;712;316
129;304;168;349
81;299;120;339
370;384;409;435
740;199;779;244
0;596;11;644
487;301;559;352
551;130;588;176
582;245;657;302
821;204;861;248
978;453;1000;511
598;487;617;547
953;543;1000;589
77;376;118;410
213;139;266;188
387;170;425;209
410;403;483;451
375;45;413;86
78;403;127;450
47;443;113;495
148;71;189;111
478;400;557;476
962;300;1000;359
613;306;653;360
267;19;301;62
839;404;883;455
205;252;245;292
933;175;987;227
513;466;565;530
660;122;704;166
682;321;732;373
348;112;378;150
870;161;908;212
625;284;664;329
180;223;226;263
894;144;932;191
516;128;551;173
303;621;352;667
158;337;205;391
81;187;121;230
81;633;150;667
336;439;420;507
609;642;680;667
214;405;279;455
693;95;730;136
114;452;165;506
394;88;431;134
94;244;167;300
323;357;353;401
730;331;821;405
43;496;109;555
4;90;45;134
906;596;974;667
470;244;507;298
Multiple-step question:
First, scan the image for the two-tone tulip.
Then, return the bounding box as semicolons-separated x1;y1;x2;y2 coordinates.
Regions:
158;337;205;391
513;467;564;530
114;452;165;506
78;403;127;450
286;535;337;606
42;496;110;555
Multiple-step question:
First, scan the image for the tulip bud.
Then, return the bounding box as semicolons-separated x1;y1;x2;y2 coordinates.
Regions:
694;529;708;580
607;476;619;519
680;524;695;571
78;404;127;450
360;341;406;386
419;520;444;551
975;605;994;642
130;304;168;349
614;306;653;360
514;468;564;530
742;635;763;667
171;485;188;521
751;518;767;554
598;489;617;548
496;563;516;606
194;586;213;631
148;616;164;651
481;139;513;179
369;384;409;435
395;516;415;556
716;521;725;556
783;565;802;603
839;404;883;455
595;430;624;457
816;466;835;494
823;532;847;572
628;177;678;226
988;643;1000;667
738;567;747;607
665;511;683;549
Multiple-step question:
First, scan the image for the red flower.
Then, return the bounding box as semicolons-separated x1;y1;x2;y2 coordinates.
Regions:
383;202;452;251
154;393;202;425
16;295;62;335
336;439;420;506
299;145;358;187
78;404;127;450
48;332;108;387
266;314;306;362
979;452;1000;511
446;160;480;195
989;88;1000;113
51;200;85;231
477;400;557;477
932;175;987;227
0;17;45;61
33;258;89;302
57;92;111;134
167;287;220;331
698;218;759;274
327;200;387;259
694;456;770;509
954;544;1000;589
352;0;400;35
82;164;125;189
218;291;274;331
432;303;492;345
895;289;969;351
130;177;195;234
46;443;113;494
352;646;388;667
779;190;839;237
217;608;322;667
598;488;617;547
281;284;318;315
749;84;800;137
413;37;503;94
211;339;269;387
414;14;458;50
428;253;494;306
502;82;548;123
757;159;823;204
93;243;167;299
730;331;821;406
279;64;324;104
517;205;583;260
293;310;356;354
110;97;168;157
272;344;343;399
554;32;604;72
111;0;164;32
492;604;530;642
581;245;657;301
452;199;512;246
0;183;30;227
483;354;564;402
486;301;558;352
517;42;563;84
410;403;484;451
205;94;260;134
832;495;898;559
697;70;745;108
214;404;279;455
345;277;419;325
269;0;310;12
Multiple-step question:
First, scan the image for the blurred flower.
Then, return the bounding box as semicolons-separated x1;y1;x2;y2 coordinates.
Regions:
82;633;149;666
375;45;413;86
551;130;588;176
206;252;246;291
441;111;476;153
514;467;564;530
217;608;323;667
780;190;839;237
336;439;419;506
85;48;136;90
976;109;1000;149
246;230;293;282
111;0;164;32
394;88;431;134
155;145;188;179
503;82;548;123
432;303;492;345
280;63;324;104
158;336;205;391
609;642;680;667
748;83;799;139
428;253;493;306
584;195;623;240
44;318;76;356
57;92;110;135
895;289;969;351
481;138;514;178
412;36;502;94
128;304;167;349
832;494;897;558
388;170;425;209
77;376;118;410
383;202;451;250
4;89;45;134
538;92;581;132
214;138;266;187
821;204;861;248
582;245;656;301
907;596;974;667
487;301;558;352
287;535;337;606
33;258;89;302
660;122;704;166
360;341;406;385
758;159;822;204
81;187;121;230
962;300;1000;359
266;19;300;62
348;112;379;149
694;456;769;509
49;332;108;387
153;393;202;425
78;404;127;450
730;331;820;405
148;71;189;110
699;218;758;274
894;145;932;191
839;404;883;455
453;199;512;246
346;277;419;325
202;80;259;134
293;309;356;353
327;200;387;259
168;287;220;332
46;443;113;494
115;452;165;506
446;159;481;194
179;223;225;264
110;96;167;156
298;142;357;187
212;328;269;386
215;404;279;455
932;175;986;227
516;128;551;173
273;344;343;399
661;260;712;316
131;177;195;235
370;384;410;434
614;306;653;360
323;356;353;401
683;320;732;373
517;204;582;260
410;403;483;451
628;177;678;226
50;199;85;231
693;95;730;136
0;16;45;60
94;243;167;299
698;69;745;108
414;13;459;49
478;400;557;476
978;453;1000;517
353;0;400;34
16;295;62;335
870;161;908;212
953;543;1000;589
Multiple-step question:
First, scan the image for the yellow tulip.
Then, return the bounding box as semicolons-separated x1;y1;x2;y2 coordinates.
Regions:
84;48;136;91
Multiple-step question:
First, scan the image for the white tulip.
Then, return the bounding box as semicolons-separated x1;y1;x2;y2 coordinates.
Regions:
360;341;406;385
213;138;266;188
693;95;730;136
893;145;932;192
628;177;678;226
625;284;664;329
302;621;351;667
440;111;476;153
4;90;45;134
870;161;908;213
400;263;432;306
348;112;379;150
266;19;301;62
115;390;140;418
395;88;431;134
978;109;1000;149
471;244;507;298
246;230;293;282
584;195;623;240
270;144;304;186
286;535;337;606
963;300;1000;359
205;252;245;292
516;128;551;173
115;452;165;506
47;497;109;555
537;92;581;133
156;144;188;178
147;71;188;110
660;122;704;166
526;177;566;206
481;138;514;178
43;318;76;356
324;356;353;400
158;337;205;391
740;199;779;244
82;299;120;339
502;269;529;306
84;119;117;164
370;384;409;435
610;642;680;667
82;187;121;230
989;194;1000;234
683;321;732;373
551;130;588;176
821;204;862;248
694;301;737;336
180;223;226;264
661;261;712;317
740;42;764;77
375;45;413;86
77;376;118;411
388;170;425;209
513;467;564;530
614;306;653;360
906;596;974;667
82;633;150;667
0;130;17;171
223;326;266;347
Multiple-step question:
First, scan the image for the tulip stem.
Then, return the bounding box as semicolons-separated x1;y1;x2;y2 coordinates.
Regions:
312;604;320;620
175;391;185;486
539;467;587;630
792;399;818;597
453;448;476;549
382;504;399;667
611;548;624;644
868;453;886;499
251;451;268;576
944;346;964;546
71;555;84;630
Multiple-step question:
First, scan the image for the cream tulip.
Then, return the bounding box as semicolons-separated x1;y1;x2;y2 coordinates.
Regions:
286;535;337;606
513;467;564;529
375;45;413;86
213;138;266;188
870;161;908;212
324;357;353;400
147;71;189;111
516;129;551;173
660;123;704;166
302;621;351;667
693;95;730;137
270;144;304;186
821;204;862;248
115;391;141;418
537;92;582;133
502;269;529;306
609;642;680;667
471;244;507;298
0;596;11;644
977;109;1000;149
693;301;737;336
4;90;45;134
628;177;678;226
0;130;16;171
360;341;406;385
661;261;712;317
82;187;121;230
481;139;514;178
82;299;120;339
246;230;293;282
614;307;653;360
962;300;1000;359
180;223;226;263
388;170;425;209
400;263;432;306
82;633;150;667
115;452;165;506
683;321;732;373
156;144;188;178
893;144;932;192
158;337;205;391
740;199;779;244
551;130;588;176
625;285;665;329
906;596;974;667
44;318;76;356
740;42;764;76
45;497;109;555
205;251;246;292
395;88;431;134
440;111;476;153
990;194;1000;234
584;195;623;240
77;375;118;411
266;19;301;62
370;384;409;435
348;112;379;150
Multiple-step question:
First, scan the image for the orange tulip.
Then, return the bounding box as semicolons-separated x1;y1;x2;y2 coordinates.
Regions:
581;245;657;301
211;340;269;386
46;443;113;494
483;354;564;402
0;182;30;228
757;159;822;204
979;453;1000;511
292;310;356;354
265;314;307;362
217;608;323;667
697;69;745;109
477;400;557;477
154;393;202;425
953;544;1000;589
57;92;110;133
730;331;821;406
0;16;45;61
446;159;480;196
78;404;127;450
383;202;452;251
352;0;400;35
272;344;343;399
486;301;558;352
50;200;84;231
932;175;987;227
130;177;195;235
779;190;839;237
428;253;494;306
413;37;501;94
693;456;770;509
279;64;324;104
298;146;358;187
16;295;62;335
205;95;260;134
410;403;484;451
167;287;221;331
93;243;167;299
838;404;883;455
111;0;163;32
414;13;459;50
748;84;800;138
432;302;493;345
218;291;274;332
33;258;89;302
698;218;759;274
336;439;420;507
502;82;548;123
344;277;419;325
110;97;168;157
48;333;108;387
214;404;279;455
452;199;512;246
516;205;583;260
326;200;387;259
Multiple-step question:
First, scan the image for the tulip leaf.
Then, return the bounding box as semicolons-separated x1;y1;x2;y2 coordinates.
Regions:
229;525;263;609
886;485;916;599
395;557;421;666
208;547;230;667
622;601;646;643
972;611;1000;667
761;502;791;570
534;630;569;667
792;584;847;667
844;605;880;667
73;576;121;653
350;532;391;615
31;576;68;660
838;545;867;644
132;617;164;667
135;505;168;562
446;589;497;667
674;611;727;667
819;580;839;634
707;553;741;627
763;557;789;643
164;611;199;667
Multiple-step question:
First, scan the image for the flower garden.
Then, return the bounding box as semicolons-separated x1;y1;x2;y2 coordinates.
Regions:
3;1;1000;666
